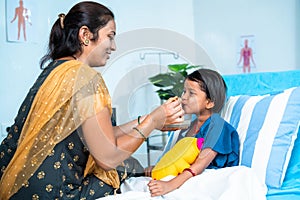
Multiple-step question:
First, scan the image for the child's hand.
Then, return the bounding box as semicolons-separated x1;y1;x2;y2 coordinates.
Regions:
147;179;172;197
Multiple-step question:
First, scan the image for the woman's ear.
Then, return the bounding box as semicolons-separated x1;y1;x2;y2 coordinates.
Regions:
78;26;92;46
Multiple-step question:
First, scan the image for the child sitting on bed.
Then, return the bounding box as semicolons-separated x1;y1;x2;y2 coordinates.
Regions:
146;68;240;197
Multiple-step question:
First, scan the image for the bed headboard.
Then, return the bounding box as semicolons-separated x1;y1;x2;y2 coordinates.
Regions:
223;70;300;97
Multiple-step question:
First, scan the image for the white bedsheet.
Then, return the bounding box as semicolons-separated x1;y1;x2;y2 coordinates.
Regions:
98;166;267;200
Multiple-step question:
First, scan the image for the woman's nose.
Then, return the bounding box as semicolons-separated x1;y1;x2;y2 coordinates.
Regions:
111;40;116;51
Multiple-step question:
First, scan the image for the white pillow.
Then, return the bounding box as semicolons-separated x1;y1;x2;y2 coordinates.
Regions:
221;87;300;188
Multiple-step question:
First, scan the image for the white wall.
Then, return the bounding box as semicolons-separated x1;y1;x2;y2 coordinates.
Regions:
0;0;299;166
0;0;195;125
194;0;298;74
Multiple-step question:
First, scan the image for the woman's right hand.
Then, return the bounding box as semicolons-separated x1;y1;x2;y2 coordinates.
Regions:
149;96;184;130
144;165;154;177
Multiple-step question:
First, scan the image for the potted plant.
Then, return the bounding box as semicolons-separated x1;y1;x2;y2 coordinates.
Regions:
149;63;200;100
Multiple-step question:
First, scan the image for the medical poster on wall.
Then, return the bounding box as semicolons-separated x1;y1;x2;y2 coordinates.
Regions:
237;35;256;73
6;0;37;43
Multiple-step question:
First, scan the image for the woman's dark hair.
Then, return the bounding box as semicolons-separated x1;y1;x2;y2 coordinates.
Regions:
40;1;114;68
187;68;227;113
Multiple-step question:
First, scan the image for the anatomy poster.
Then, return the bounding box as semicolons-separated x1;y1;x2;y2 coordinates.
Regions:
237;35;256;73
6;0;37;43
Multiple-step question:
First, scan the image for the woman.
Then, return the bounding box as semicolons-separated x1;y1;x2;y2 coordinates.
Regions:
0;2;183;199
147;69;239;196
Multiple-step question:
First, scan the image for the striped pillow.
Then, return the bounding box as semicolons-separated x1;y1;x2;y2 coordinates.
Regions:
221;87;300;188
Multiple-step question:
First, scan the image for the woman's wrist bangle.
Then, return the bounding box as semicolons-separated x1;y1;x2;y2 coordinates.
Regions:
137;115;141;124
183;168;196;176
132;127;146;141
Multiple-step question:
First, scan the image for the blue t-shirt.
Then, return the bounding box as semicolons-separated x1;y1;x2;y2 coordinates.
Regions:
194;113;239;169
160;113;239;169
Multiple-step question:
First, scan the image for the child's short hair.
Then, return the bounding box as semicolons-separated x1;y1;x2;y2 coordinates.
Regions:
186;68;227;113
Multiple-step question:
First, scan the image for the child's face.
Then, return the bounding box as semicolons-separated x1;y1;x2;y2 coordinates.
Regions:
181;79;212;115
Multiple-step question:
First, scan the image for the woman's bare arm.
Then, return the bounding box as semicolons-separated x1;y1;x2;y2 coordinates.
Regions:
81;98;184;170
112;115;147;137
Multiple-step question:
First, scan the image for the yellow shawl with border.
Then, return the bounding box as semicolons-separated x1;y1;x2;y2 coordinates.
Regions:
0;60;121;199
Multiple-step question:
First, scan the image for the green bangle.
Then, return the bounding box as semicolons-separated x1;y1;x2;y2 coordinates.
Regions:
133;127;146;141
137;115;141;124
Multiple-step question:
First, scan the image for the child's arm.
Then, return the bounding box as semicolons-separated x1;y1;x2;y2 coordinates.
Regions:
148;148;217;197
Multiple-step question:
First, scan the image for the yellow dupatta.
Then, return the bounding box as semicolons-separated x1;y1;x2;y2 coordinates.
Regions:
0;60;121;199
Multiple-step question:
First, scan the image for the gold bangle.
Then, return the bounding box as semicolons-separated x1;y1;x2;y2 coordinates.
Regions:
132;127;146;141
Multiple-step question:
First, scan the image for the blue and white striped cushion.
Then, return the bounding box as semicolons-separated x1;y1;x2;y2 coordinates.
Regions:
221;87;300;188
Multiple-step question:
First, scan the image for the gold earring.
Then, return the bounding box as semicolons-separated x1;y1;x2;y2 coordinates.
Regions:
84;39;89;45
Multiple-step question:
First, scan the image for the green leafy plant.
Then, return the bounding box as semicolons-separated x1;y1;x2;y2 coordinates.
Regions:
149;64;200;100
